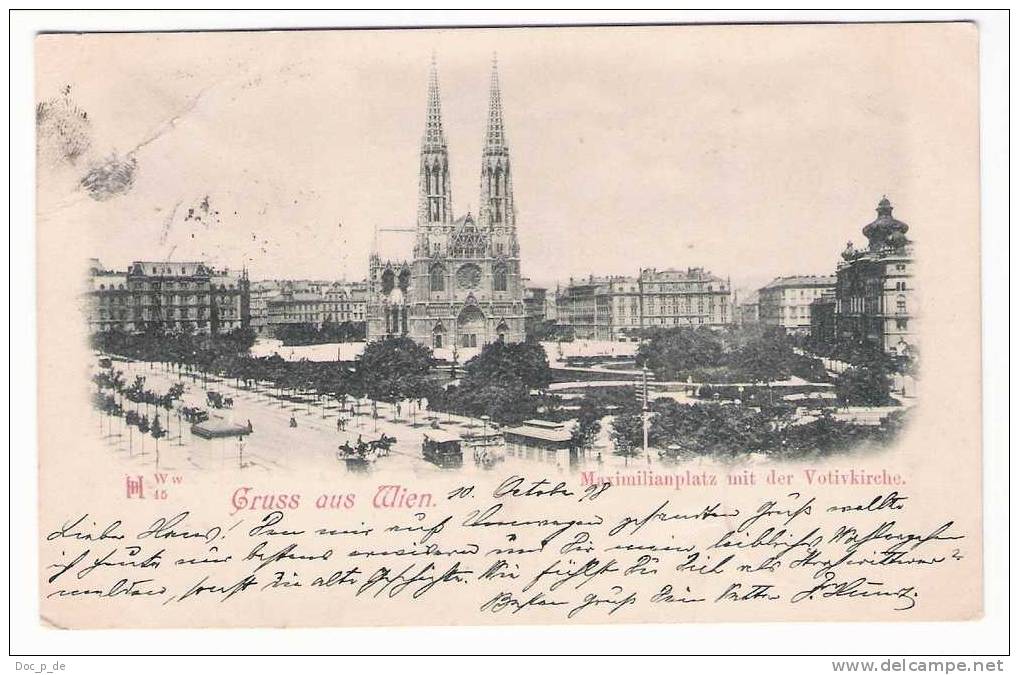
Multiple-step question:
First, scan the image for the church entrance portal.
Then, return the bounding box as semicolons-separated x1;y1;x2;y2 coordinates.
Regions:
457;306;486;348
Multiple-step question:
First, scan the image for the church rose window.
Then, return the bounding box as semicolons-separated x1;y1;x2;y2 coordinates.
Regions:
456;264;482;290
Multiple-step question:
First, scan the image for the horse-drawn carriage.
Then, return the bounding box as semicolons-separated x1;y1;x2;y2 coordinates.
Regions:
335;434;397;471
206;391;234;409
180;406;210;423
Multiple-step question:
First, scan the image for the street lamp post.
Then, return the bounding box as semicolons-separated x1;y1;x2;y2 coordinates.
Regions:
641;363;651;464
479;415;491;463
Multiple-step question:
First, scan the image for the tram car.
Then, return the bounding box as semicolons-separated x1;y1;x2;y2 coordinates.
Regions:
421;430;464;469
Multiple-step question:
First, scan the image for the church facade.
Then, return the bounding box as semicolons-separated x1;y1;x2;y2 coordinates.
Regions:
366;58;525;349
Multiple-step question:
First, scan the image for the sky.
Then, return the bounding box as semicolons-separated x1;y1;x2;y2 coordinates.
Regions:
36;24;977;293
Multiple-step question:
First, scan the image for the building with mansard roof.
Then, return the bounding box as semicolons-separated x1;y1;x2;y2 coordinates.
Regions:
366;56;525;349
84;258;249;335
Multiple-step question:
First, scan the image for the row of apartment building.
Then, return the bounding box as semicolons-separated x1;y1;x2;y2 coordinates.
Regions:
249;279;368;337
84;259;370;339
84;200;912;356
529;267;733;342
532;197;916;358
84;259;250;335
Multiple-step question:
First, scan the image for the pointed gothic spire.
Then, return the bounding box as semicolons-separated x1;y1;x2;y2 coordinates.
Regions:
418;55;452;227
423;53;446;149
478;54;515;232
484;54;507;151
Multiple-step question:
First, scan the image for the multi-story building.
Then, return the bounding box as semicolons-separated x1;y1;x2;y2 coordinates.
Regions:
523;283;549;337
265;282;324;331
809;289;837;346
638;267;730;330
735;290;760;326
85;259;249;334
323;281;368;324
554;268;731;341
833;196;916;356
249;280;280;336
248;279;368;337
608;276;643;340
366;58;526;349
555;276;618;341
758;275;837;335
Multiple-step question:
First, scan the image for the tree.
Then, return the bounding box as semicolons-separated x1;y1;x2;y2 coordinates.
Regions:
438;340;553;425
151;413;166;439
137;414;150;454
651;400;775;459
727;331;792;384
609;413;644;465
451;377;535;425
835;361;894;406
151;414;166;466
355;336;434;403
637;327;724;380
525;319;560;342
461;340;552;390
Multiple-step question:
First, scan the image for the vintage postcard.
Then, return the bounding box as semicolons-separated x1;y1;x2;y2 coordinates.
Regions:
35;22;982;629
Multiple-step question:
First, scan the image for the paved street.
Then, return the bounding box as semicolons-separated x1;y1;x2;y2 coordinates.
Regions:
94;359;605;477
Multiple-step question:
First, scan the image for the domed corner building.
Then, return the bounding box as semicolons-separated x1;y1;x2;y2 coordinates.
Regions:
833;196;917;357
366;56;526;350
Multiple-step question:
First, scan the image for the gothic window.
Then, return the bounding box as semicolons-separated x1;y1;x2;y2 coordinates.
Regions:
493;264;508;292
430;263;446;292
381;269;395;294
398;269;411;292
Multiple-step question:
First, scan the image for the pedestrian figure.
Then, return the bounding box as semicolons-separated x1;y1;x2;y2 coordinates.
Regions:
396;402;402;418
289;415;297;428
247;419;253;433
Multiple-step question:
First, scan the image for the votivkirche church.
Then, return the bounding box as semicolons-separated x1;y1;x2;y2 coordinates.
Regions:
366;57;525;349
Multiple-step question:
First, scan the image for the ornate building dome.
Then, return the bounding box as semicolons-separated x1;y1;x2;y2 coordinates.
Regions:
863;196;910;251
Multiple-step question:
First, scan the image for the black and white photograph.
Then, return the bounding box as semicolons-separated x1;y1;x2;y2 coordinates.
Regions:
11;10;1009;667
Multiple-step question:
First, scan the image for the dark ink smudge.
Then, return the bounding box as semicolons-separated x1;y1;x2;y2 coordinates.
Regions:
79;153;138;201
36;85;92;165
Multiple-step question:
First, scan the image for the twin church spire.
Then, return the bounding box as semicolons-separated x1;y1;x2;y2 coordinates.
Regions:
417;55;514;231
